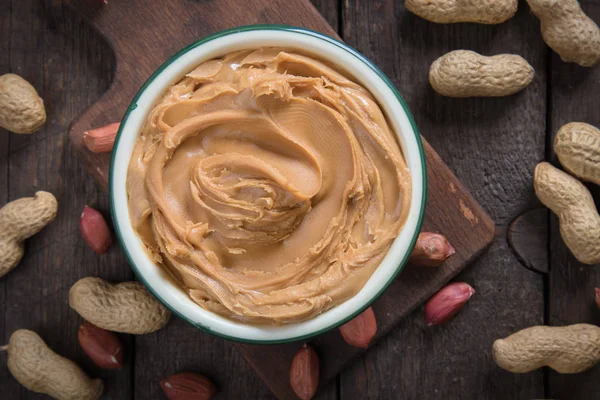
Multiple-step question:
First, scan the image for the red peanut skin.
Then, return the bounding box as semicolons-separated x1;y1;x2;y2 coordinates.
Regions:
339;307;377;349
290;344;319;400
83;122;119;153
79;206;112;254
78;321;124;369
410;232;455;267
160;372;217;400
424;282;475;326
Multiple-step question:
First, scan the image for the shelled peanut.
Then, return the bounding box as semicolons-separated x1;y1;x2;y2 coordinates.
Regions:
290;344;319;400
424;282;475;326
160;372;217;400
78;322;124;369
339;307;377;349
83;122;120;153
80;206;112;254
409;232;455;266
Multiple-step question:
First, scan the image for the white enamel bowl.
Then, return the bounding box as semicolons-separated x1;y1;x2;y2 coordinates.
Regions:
109;25;426;344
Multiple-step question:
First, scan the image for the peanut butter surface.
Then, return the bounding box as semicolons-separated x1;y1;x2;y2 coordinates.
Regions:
127;48;411;324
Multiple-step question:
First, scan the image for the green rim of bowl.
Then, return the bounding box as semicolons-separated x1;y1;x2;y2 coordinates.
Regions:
109;24;427;345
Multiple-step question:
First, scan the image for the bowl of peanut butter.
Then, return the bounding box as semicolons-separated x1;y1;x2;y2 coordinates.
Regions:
109;25;426;343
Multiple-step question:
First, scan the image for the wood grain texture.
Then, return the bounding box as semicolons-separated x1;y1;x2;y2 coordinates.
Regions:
61;0;494;398
340;1;547;399
11;0;600;399
546;2;600;398
0;1;131;399
508;208;549;274
58;2;343;399
64;0;336;190
240;142;495;399
0;0;10;391
312;0;339;30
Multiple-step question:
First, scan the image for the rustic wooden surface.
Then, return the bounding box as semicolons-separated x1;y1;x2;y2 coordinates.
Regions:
240;142;496;396
546;3;600;398
61;0;495;397
508;208;548;274
340;2;548;399
0;0;599;399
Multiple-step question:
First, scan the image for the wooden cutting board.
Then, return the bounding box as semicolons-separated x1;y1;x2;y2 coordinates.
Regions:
64;0;495;398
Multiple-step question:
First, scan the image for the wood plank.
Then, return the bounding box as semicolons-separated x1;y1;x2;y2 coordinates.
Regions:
547;2;600;399
312;0;339;31
508;209;549;275
133;3;341;399
231;140;495;399
1;1;564;400
2;2;52;398
62;0;492;399
63;0;336;190
339;1;547;399
63;2;495;400
59;1;337;399
0;0;11;388
7;1;600;399
132;317;277;399
133;319;344;399
0;1;132;399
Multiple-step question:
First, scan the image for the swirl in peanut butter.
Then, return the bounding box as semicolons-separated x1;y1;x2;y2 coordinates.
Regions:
127;48;411;324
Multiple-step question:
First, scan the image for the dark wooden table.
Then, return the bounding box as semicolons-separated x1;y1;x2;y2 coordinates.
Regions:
1;0;599;399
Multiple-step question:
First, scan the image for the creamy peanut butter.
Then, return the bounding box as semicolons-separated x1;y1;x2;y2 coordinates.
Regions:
126;48;411;324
